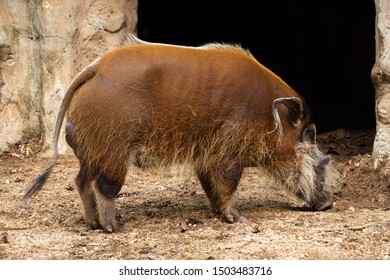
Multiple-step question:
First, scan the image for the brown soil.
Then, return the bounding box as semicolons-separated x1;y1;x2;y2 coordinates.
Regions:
0;129;389;260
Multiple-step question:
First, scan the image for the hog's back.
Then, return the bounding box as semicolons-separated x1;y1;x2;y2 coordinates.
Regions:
66;44;295;167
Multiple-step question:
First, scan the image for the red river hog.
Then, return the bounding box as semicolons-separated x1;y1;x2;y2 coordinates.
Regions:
24;35;334;232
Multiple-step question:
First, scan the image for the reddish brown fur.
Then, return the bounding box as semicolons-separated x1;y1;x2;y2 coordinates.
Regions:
25;36;333;232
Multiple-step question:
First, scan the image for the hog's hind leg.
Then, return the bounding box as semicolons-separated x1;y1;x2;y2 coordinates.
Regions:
75;164;99;229
66;123;101;229
94;171;126;233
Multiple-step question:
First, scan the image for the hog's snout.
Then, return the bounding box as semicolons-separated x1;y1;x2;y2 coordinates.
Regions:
311;190;334;211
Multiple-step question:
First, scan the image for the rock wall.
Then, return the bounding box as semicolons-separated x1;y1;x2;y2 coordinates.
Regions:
0;0;137;154
372;0;390;173
0;0;43;153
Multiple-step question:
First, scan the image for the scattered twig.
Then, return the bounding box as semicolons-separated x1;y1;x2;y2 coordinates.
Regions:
346;221;378;231
315;221;379;233
0;227;30;231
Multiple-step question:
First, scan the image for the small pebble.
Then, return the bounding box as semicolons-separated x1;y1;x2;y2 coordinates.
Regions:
0;233;8;244
335;237;343;243
139;248;151;255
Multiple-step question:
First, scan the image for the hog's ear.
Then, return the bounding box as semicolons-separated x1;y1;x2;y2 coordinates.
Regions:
272;97;304;127
302;123;317;144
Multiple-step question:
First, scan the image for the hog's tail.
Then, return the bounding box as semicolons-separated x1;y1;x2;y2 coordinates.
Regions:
23;58;99;199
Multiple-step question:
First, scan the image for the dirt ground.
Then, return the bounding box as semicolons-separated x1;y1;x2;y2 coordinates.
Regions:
0;129;389;260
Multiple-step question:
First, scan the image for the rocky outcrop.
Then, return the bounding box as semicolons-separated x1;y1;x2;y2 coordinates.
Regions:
372;0;390;174
0;0;43;153
0;0;137;154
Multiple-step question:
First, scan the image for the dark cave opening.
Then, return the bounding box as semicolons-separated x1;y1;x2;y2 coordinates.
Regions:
137;0;376;133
